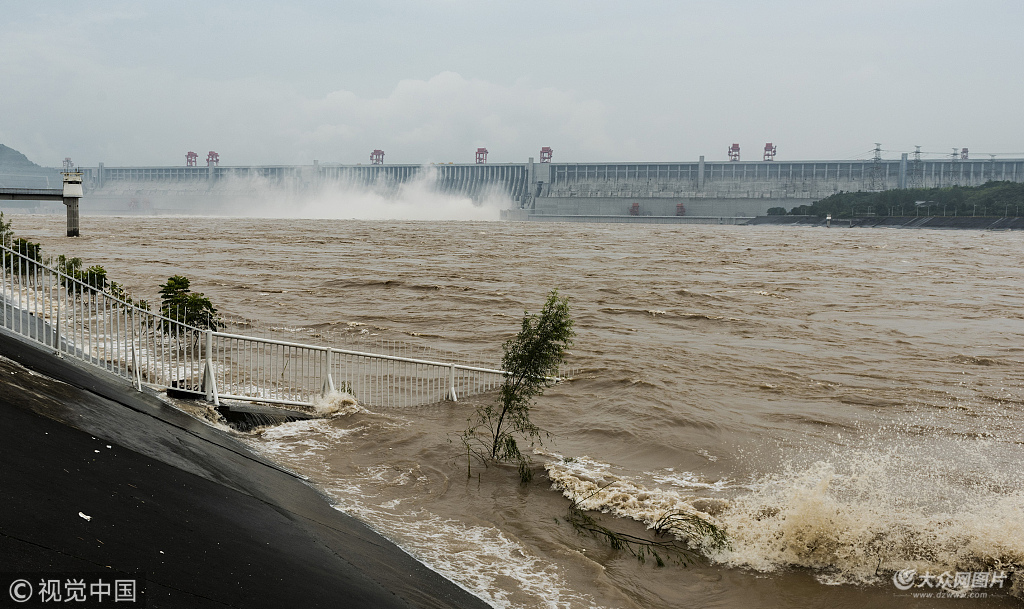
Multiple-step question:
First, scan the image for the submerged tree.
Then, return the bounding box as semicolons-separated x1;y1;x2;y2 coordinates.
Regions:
564;483;729;567
463;289;575;483
5;237;42;275
159;274;220;331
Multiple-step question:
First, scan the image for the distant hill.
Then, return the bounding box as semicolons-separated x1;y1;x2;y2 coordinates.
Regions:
0;144;61;188
786;180;1024;218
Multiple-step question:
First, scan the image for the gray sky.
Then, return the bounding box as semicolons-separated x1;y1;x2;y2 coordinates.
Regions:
2;0;1022;167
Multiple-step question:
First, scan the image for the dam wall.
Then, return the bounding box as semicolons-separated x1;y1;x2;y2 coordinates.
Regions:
65;155;1024;217
532;196;802;217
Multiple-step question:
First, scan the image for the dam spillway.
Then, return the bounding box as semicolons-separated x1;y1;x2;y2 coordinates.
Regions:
59;155;1024;218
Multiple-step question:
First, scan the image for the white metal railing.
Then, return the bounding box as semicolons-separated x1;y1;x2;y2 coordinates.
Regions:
0;237;509;409
205;331;506;408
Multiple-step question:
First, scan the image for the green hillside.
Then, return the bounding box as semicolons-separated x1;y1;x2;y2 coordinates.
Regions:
780;181;1024;218
0;144;61;187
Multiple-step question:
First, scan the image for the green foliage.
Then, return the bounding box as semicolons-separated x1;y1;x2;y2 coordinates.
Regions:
83;265;109;291
789;181;1024;218
54;255;146;309
6;237;42;275
463;289;575;483
0;217;148;311
159;274;220;331
57;255;108;295
56;254;83;276
0;213;40;270
159;275;191;304
108;281;149;311
0;212;12;244
766;207;787;216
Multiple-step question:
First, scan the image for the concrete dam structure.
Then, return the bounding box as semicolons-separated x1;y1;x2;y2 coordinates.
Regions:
63;154;1024;219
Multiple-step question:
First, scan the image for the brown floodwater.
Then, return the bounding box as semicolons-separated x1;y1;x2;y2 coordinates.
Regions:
9;213;1024;607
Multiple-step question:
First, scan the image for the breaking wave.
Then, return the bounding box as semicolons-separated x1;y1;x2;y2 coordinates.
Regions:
543;443;1024;593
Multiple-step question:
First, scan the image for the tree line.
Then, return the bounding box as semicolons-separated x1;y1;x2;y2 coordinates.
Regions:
766;181;1024;218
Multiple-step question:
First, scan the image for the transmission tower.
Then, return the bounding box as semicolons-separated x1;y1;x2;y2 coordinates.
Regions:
870;143;883;190
911;145;923;188
949;148;960;186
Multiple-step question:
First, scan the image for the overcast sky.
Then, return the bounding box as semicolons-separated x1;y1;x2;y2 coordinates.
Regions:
2;0;1022;167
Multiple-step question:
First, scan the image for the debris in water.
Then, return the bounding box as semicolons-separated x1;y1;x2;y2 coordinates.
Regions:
312;391;366;416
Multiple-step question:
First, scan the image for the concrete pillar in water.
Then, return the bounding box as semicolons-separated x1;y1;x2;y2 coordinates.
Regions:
526;157;535;209
62;171;83;237
64;198;80;237
898;153;908;189
97;162;104;188
698;155;706;190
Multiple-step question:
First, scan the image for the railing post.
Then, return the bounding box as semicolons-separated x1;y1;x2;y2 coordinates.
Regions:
448;363;457;402
54;274;61;355
203;329;220;406
130;308;142;391
322;347;335;395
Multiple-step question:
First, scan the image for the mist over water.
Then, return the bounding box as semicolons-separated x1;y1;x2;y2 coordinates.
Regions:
10;213;1024;607
249;167;504;220
93;167;505;220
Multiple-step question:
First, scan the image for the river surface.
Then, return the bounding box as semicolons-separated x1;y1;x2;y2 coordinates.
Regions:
10;213;1024;607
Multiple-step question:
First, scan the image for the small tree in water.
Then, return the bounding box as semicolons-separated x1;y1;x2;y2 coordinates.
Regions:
463;289;575;483
159;275;220;331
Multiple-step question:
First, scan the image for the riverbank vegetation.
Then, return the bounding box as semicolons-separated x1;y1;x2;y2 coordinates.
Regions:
462;289;575;483
786;181;1024;218
159;275;220;331
1;213;218;325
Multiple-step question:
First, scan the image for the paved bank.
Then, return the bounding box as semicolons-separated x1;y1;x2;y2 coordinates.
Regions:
0;328;490;609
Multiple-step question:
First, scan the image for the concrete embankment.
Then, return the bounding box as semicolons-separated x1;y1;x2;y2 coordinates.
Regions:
0;328;490;609
746;215;1024;230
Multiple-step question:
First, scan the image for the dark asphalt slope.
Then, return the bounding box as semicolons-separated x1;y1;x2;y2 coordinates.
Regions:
0;329;490;609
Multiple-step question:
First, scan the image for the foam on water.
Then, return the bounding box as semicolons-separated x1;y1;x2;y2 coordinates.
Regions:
710;449;1024;587
325;491;607;609
543;439;1023;594
311;390;366;416
247;417;608;609
543;452;732;549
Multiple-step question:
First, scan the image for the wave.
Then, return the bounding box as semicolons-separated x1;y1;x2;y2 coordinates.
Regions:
543;448;1024;592
711;458;1024;588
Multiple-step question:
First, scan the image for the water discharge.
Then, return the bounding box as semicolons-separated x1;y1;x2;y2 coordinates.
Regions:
9;214;1024;607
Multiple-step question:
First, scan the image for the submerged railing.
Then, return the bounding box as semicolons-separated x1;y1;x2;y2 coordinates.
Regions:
0;238;508;408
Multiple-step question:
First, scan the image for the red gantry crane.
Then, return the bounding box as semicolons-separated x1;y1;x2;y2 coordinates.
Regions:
186;151;198;166
728;143;740;162
475;148;488;164
370;149;385;165
206;151;220;166
763;143;777;161
539;147;553;163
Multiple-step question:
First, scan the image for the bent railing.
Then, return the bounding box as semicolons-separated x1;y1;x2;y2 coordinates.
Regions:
205;331;505;408
0;239;506;408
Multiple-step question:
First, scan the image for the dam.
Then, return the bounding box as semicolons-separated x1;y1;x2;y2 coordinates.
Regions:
36;153;1024;218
